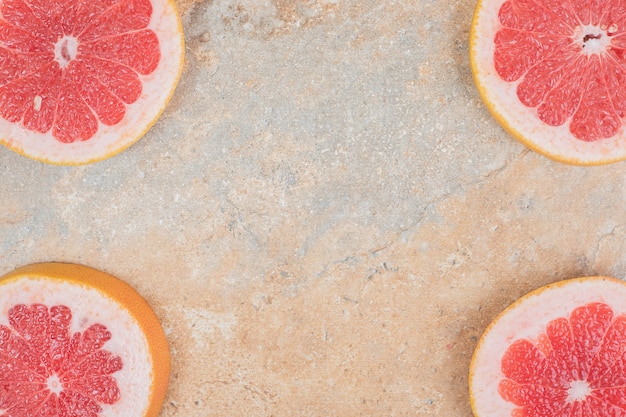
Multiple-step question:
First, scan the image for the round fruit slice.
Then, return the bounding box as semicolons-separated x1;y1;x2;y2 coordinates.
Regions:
0;262;169;417
470;0;626;165
0;0;184;165
469;277;626;417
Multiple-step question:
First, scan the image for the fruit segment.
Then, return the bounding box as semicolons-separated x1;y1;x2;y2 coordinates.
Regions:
470;277;626;417
0;263;170;417
471;0;626;163
0;0;183;164
492;0;626;142
0;304;123;416
0;0;160;143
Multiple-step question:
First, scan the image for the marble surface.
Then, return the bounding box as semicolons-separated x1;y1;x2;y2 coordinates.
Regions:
2;0;626;416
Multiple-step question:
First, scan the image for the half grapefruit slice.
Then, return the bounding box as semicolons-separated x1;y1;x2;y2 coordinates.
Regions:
470;277;626;417
0;0;184;165
0;262;169;417
470;0;626;165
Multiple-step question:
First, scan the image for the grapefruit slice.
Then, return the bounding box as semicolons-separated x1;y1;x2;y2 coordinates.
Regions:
470;0;626;165
0;262;169;417
470;277;626;417
0;0;184;165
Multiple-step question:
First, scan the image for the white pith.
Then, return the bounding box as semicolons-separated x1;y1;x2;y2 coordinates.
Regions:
0;277;152;417
470;277;626;417
470;0;626;164
46;373;63;395
566;380;591;402
54;35;78;68
0;0;184;165
573;25;612;56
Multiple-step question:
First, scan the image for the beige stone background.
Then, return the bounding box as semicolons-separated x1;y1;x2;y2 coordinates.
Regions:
2;0;626;416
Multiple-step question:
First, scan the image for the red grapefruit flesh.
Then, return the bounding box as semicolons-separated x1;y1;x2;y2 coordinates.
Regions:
470;277;626;417
470;0;626;165
0;263;170;417
0;0;184;165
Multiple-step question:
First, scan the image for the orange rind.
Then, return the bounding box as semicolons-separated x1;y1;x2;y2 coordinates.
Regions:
0;0;184;165
470;277;626;417
0;262;170;417
471;0;626;165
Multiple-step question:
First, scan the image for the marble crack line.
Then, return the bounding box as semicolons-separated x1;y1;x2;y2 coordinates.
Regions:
242;383;278;401
589;224;622;268
315;241;396;276
223;197;261;244
480;148;532;181
423;147;532;210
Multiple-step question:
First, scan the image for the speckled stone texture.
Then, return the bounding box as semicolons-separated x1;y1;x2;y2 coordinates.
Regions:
2;0;626;416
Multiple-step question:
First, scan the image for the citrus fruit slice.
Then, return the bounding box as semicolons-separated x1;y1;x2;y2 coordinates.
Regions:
0;262;169;417
469;277;626;417
0;0;184;165
470;0;626;165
